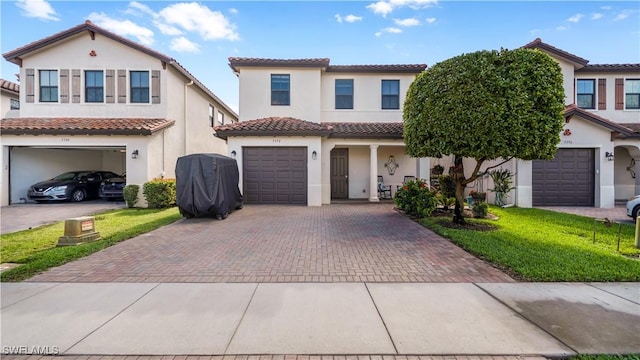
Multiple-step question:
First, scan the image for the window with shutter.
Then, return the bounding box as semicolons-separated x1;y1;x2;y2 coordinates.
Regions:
60;69;69;103
25;68;35;103
151;70;161;104
71;69;81;103
615;78;624;110
625;79;640;110
117;70;126;103
597;79;606;110
39;70;59;103
106;70;115;103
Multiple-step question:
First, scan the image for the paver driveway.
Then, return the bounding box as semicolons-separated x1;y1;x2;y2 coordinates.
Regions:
29;203;513;283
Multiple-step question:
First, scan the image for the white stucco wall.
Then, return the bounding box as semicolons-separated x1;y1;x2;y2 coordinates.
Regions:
1;89;19;117
614;146;637;200
320;73;416;123
574;72;640;123
226;136;322;206
238;67;322;123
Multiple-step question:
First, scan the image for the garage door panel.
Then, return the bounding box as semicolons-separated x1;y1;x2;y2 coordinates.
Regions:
532;148;594;206
243;147;307;205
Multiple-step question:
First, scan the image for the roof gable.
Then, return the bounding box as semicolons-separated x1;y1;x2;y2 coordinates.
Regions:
564;104;638;139
522;38;589;67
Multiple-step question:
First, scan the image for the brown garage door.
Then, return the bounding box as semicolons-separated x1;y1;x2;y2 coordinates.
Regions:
243;147;307;205
532;148;594;206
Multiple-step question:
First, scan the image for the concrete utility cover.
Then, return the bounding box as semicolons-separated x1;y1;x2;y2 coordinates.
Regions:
478;283;640;354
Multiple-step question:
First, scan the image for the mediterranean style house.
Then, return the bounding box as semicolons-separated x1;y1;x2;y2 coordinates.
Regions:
1;78;19;118
0;21;237;206
215;39;639;208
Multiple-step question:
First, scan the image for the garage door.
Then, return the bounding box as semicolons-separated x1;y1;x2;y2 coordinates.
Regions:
243;147;307;205
532;148;594;206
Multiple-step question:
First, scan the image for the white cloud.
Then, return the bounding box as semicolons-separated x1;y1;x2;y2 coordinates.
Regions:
345;14;363;23
126;1;155;17
375;27;403;36
155;21;183;36
555;25;568;31
614;10;633;21
88;12;155;46
170;36;200;53
425;17;437;24
394;17;420;26
367;0;437;17
335;14;343;23
16;0;59;21
601;6;612;10
567;13;583;23
159;2;239;41
591;13;603;20
229;8;238;15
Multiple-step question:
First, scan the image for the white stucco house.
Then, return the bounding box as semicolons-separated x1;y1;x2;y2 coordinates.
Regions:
1;78;19;118
1;21;238;206
215;39;639;208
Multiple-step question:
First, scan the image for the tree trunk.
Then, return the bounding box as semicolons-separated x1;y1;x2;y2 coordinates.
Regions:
452;155;466;224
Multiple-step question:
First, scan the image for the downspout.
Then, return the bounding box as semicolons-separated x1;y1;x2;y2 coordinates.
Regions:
184;80;194;155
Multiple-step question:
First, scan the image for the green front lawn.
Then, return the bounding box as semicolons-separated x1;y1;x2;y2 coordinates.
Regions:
422;207;640;281
1;207;182;281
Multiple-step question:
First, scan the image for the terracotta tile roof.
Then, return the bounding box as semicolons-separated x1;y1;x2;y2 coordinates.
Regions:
214;117;331;139
618;123;640;138
564;104;638;138
326;64;426;73
323;122;403;139
1;117;175;136
0;79;19;94
228;58;331;72
522;38;589;66
214;118;404;140
2;21;237;119
575;64;640;73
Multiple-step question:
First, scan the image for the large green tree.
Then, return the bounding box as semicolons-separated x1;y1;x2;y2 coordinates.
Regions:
403;48;565;223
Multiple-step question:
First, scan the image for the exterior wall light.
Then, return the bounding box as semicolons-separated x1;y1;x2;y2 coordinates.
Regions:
605;151;614;161
312;150;317;160
231;150;237;158
131;150;139;159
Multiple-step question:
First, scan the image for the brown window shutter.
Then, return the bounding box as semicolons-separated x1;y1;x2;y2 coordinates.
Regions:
59;69;70;103
105;70;115;103
71;69;81;103
615;78;624;110
151;70;161;104
25;69;35;103
117;70;126;103
598;78;606;110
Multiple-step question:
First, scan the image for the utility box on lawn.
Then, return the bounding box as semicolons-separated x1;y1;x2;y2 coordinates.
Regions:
57;216;101;246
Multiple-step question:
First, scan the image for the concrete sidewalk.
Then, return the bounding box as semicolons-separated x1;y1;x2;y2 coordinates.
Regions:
2;282;638;356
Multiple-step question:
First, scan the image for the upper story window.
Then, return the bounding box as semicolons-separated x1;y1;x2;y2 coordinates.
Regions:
85;70;104;103
10;98;19;110
209;104;215;127
271;74;290;106
39;70;58;103
218;111;224;125
625;79;640;110
576;79;595;109
130;71;150;103
335;79;354;109
381;80;399;109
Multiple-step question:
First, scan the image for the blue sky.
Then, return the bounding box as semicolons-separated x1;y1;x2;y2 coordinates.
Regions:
1;0;639;113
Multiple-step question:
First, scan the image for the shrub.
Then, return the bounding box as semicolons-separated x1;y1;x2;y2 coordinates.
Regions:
472;201;489;218
394;178;437;218
437;175;456;198
123;184;139;208
143;179;176;208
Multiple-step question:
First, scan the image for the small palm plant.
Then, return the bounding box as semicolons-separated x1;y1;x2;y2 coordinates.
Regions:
488;169;515;206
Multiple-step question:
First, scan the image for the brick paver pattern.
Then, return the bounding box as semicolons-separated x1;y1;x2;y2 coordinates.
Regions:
28;204;513;283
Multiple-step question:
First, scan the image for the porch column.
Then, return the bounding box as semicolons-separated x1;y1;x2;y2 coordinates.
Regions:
369;144;380;202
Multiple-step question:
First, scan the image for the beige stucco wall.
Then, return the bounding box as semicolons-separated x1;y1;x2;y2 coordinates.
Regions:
226;136;322;206
238;67;322;122
320;73;416;123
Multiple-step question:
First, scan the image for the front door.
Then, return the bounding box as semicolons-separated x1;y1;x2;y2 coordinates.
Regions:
331;148;349;199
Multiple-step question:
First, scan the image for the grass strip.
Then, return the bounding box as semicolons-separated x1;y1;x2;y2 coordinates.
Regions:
1;207;181;282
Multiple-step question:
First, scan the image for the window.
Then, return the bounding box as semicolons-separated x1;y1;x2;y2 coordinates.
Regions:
625;79;640;110
209;105;215;127
335;79;354;109
576;79;595;109
218;111;224;125
271;74;290;105
381;80;399;109
10;98;19;110
85;70;104;103
130;71;149;103
39;70;58;102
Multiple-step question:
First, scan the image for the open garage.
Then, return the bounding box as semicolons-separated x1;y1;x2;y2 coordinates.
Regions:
8;146;126;204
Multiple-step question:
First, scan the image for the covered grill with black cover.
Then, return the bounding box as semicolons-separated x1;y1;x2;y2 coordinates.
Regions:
175;153;243;219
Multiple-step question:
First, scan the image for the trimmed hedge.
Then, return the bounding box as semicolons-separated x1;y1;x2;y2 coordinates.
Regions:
143;179;176;208
123;184;139;208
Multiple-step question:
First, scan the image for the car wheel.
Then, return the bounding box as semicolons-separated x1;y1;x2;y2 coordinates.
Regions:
71;189;86;202
633;205;640;220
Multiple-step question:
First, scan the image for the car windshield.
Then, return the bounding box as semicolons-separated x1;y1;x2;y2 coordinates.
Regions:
51;171;91;181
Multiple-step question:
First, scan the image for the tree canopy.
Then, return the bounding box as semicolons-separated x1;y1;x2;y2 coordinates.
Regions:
403;48;566;223
403;48;566;162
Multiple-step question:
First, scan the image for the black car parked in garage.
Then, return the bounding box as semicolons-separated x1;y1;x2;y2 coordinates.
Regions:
99;173;126;200
27;171;120;202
